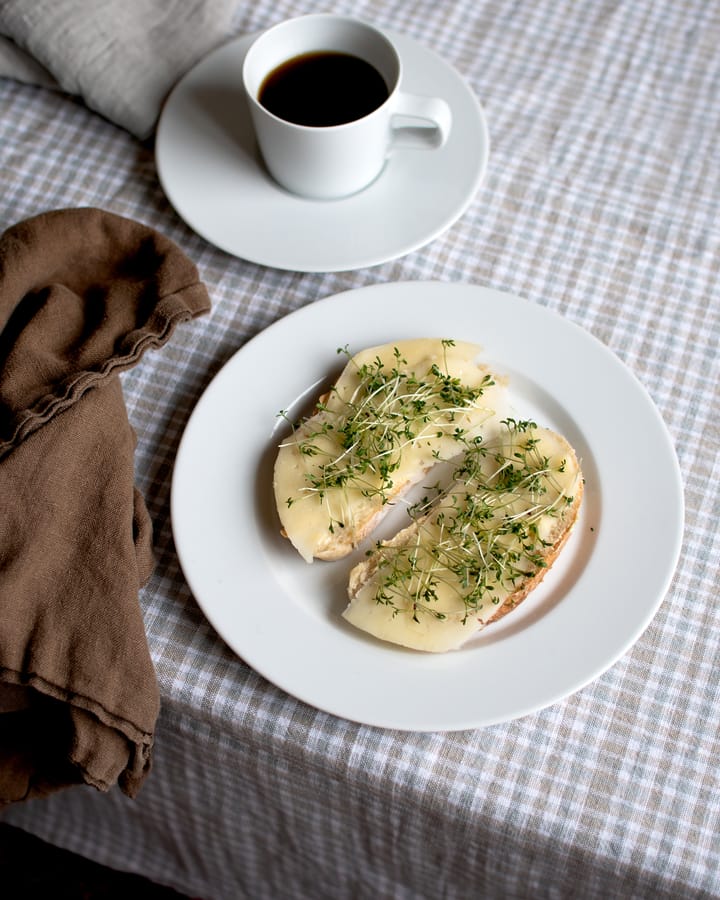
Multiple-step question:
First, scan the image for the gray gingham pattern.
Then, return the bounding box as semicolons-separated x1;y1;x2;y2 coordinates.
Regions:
2;0;719;897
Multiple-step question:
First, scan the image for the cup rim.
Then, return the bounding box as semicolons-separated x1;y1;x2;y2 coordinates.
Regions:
242;13;402;132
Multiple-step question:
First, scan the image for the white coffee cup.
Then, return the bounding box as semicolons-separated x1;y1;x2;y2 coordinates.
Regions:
242;14;452;200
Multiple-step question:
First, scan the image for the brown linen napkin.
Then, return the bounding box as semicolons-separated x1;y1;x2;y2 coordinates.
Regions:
0;207;211;803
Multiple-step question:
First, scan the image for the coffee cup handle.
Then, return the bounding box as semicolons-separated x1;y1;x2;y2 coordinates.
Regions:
390;92;452;149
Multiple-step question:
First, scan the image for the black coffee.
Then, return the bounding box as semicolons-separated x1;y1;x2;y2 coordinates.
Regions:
258;51;389;127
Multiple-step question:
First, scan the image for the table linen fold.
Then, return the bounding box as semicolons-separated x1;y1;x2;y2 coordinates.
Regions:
0;0;236;138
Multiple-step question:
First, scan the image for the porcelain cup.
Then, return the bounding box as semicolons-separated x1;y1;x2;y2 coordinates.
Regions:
242;14;452;200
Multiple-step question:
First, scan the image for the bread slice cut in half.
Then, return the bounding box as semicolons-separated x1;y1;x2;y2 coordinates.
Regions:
343;419;583;652
274;339;507;562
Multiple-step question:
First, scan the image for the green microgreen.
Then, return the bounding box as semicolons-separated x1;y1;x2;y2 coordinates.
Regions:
365;419;576;625
279;343;495;519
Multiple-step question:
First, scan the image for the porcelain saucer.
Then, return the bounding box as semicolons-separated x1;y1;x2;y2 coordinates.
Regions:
156;31;489;272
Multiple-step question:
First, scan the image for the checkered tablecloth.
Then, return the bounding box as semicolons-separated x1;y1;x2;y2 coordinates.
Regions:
2;0;719;897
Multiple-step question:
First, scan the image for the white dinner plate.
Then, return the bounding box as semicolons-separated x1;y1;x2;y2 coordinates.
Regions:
171;283;684;731
155;32;488;272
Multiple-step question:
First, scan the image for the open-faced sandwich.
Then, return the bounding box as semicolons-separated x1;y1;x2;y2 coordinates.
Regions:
344;418;582;651
274;339;507;563
273;339;582;652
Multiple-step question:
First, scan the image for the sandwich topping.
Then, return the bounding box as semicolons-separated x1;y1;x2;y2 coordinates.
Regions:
273;338;583;652
343;419;582;652
274;339;507;562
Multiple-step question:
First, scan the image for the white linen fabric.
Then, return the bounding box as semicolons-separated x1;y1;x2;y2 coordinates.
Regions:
1;0;719;897
0;0;236;138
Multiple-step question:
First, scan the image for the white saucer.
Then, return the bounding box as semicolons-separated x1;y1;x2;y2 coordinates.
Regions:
155;32;489;272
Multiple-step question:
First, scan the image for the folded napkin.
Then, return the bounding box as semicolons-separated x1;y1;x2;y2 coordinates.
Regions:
0;207;211;803
0;0;236;139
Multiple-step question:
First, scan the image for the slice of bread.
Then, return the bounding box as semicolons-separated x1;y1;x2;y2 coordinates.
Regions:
343;420;583;652
274;339;507;562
